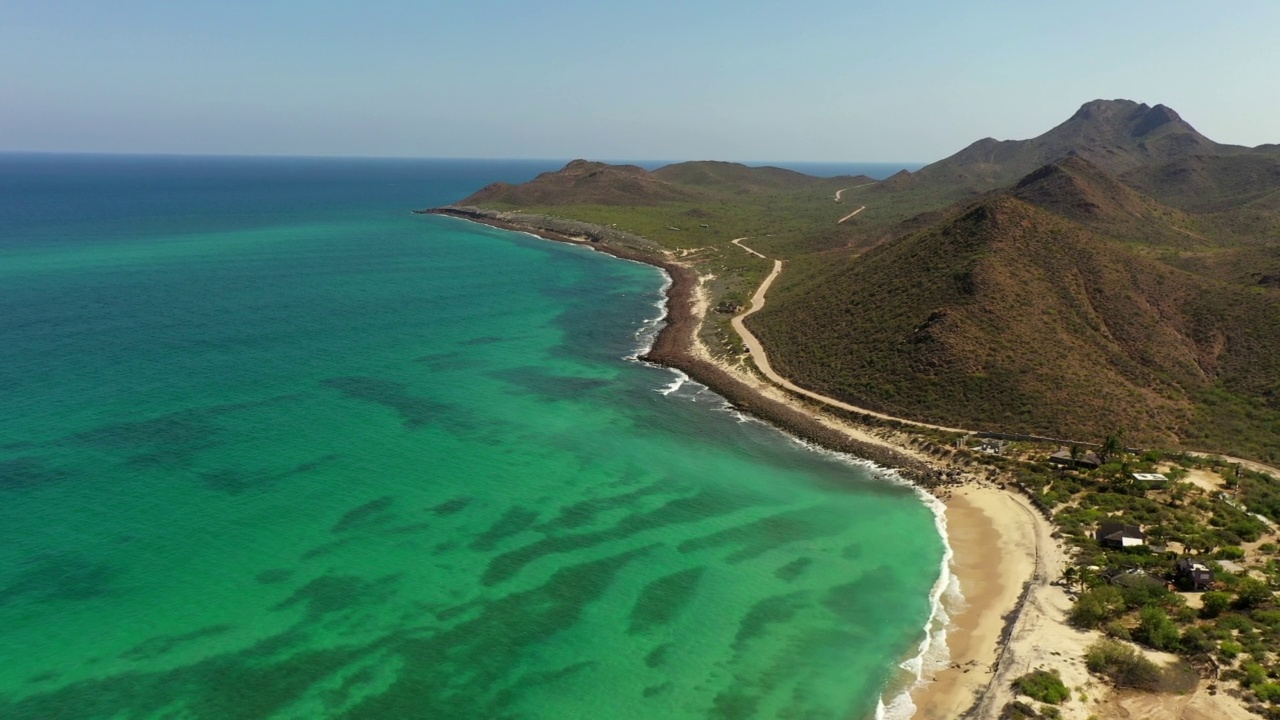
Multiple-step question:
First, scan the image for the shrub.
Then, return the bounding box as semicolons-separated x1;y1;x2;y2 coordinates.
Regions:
1085;639;1163;691
1069;586;1126;628
1236;578;1274;609
1201;591;1232;619
1219;546;1247;560
1013;669;1070;704
1180;626;1213;655
999;701;1038;720
1255;682;1280;704
1135;606;1180;652
1104;620;1131;641
1242;661;1268;688
1220;640;1243;659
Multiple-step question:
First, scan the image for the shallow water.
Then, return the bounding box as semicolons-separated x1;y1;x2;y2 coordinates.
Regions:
0;155;944;719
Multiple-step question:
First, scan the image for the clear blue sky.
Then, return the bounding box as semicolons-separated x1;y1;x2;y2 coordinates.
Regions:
3;0;1277;162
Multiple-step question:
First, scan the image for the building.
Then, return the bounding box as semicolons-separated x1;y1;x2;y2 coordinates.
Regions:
1132;473;1169;483
1048;448;1101;469
1176;558;1214;591
1096;522;1146;548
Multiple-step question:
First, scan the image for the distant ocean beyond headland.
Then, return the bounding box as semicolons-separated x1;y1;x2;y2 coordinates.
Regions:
0;154;942;719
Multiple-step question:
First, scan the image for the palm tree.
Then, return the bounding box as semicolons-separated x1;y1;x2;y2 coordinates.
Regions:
1062;566;1080;592
1100;431;1125;464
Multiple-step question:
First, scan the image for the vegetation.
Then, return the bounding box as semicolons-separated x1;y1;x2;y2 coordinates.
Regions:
1013;669;1070;704
1084;639;1163;690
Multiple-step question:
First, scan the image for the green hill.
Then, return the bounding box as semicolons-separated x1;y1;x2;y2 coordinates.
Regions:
754;181;1280;461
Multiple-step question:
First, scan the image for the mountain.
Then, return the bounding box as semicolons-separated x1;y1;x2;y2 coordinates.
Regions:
458;159;871;208
461;160;701;206
756;163;1280;459
910;99;1236;191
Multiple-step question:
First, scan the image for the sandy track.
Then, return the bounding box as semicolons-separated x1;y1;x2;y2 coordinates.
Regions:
837;205;866;223
835;181;876;203
727;249;969;434
730;237;765;259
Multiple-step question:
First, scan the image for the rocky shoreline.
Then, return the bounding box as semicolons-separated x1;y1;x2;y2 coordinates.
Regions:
420;206;947;486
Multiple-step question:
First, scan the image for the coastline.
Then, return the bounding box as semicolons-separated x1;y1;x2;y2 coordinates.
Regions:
422;206;1052;719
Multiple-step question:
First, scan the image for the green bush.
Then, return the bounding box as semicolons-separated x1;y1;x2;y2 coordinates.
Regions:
1200;591;1232;618
1013;669;1070;704
1135;606;1180;651
1243;661;1268;687
1069;586;1126;628
1103;620;1131;641
1220;640;1243;659
1236;578;1274;609
1085;639;1162;691
1255;682;1280;703
1180;626;1213;655
1218;545;1246;560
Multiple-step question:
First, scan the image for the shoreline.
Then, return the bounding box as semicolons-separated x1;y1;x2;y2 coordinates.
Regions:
422;206;1051;719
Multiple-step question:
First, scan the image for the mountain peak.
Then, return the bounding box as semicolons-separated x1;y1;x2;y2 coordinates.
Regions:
1069;98;1147;122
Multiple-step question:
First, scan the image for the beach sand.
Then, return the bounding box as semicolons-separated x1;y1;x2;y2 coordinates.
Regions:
910;486;1041;718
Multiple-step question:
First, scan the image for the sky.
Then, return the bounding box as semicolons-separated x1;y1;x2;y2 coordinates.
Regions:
2;0;1278;163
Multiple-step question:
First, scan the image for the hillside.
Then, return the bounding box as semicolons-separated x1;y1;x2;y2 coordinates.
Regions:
754;190;1280;460
461;160;703;206
459;159;870;208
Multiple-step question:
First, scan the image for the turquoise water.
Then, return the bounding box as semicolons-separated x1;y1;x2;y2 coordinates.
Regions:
0;155;944;719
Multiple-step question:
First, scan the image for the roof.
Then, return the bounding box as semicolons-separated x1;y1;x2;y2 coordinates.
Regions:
1097;521;1145;541
1132;473;1169;482
1177;558;1212;573
1049;449;1101;466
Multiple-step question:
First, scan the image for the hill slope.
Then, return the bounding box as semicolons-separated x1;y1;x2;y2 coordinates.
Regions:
754;190;1280;459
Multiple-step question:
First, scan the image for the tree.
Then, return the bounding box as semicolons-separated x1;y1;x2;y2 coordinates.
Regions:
1101;432;1125;464
1062;566;1079;593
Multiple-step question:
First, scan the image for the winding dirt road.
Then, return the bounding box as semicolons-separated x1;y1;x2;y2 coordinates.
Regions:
730;236;765;259
837;206;866;224
728;239;969;434
724;237;1280;477
834;182;876;203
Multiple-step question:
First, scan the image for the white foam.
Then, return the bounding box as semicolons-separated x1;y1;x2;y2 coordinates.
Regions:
656;371;688;396
623;268;672;362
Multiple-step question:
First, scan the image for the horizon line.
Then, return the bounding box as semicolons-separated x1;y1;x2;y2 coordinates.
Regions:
0;149;929;166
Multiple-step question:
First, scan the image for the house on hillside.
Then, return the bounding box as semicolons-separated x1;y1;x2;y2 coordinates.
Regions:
1176;558;1214;591
1048;448;1101;469
1096;522;1146;548
1132;473;1169;483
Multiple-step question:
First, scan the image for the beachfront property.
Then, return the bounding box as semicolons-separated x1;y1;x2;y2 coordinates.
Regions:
1048;448;1101;469
1096;521;1146;548
1176;558;1214;590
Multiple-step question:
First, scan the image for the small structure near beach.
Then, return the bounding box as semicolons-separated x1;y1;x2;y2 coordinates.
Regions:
1048;448;1101;469
1176;558;1214;590
1096;521;1146;548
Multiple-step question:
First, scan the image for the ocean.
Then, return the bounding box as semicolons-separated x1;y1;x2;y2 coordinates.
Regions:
0;154;945;719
